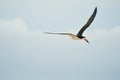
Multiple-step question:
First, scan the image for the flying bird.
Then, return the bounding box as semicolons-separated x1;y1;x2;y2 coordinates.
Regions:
44;7;97;43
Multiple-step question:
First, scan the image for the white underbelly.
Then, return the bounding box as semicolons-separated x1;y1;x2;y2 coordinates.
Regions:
69;35;80;40
72;37;80;40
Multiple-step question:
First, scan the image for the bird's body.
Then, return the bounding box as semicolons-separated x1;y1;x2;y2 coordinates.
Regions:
44;7;97;43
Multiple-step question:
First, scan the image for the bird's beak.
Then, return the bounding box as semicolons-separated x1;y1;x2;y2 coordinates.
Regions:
84;38;89;44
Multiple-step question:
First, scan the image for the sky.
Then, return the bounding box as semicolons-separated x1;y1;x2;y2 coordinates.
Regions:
0;0;120;80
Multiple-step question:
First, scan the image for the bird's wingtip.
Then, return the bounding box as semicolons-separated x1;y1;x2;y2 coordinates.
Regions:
43;32;49;34
94;6;97;13
95;6;97;9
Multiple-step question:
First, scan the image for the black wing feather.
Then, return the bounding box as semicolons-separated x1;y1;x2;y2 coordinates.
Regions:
77;7;97;37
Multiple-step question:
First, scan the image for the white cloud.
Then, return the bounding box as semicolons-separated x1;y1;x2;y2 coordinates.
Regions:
0;18;120;55
0;18;120;80
0;18;120;54
90;26;120;45
0;18;28;36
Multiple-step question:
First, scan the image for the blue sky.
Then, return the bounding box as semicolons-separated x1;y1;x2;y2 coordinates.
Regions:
0;0;120;80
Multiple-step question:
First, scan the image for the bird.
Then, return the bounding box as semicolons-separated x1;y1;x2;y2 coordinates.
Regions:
44;7;97;43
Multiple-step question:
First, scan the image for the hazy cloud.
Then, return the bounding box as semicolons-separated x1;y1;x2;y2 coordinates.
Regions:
0;18;120;80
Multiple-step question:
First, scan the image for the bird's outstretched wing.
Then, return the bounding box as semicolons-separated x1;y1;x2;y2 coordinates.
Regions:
44;32;79;40
44;32;73;35
77;7;97;37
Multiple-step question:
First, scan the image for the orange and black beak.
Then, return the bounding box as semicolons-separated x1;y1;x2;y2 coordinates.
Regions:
84;38;89;44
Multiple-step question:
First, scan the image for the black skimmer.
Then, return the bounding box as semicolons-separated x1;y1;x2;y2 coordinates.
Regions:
44;7;97;43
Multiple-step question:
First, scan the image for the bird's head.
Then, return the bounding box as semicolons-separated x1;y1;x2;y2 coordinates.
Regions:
82;37;89;44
